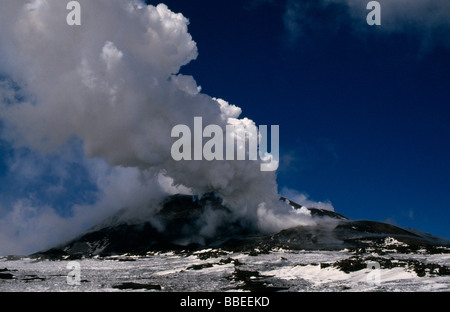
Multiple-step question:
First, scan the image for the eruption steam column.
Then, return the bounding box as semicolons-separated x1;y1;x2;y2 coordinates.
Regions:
0;0;313;253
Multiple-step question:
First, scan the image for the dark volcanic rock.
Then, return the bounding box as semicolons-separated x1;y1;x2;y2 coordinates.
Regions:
187;263;215;270
280;197;349;220
321;255;450;277
112;282;161;290
22;275;46;282
227;269;289;292
32;194;450;259
32;193;254;258
0;272;14;279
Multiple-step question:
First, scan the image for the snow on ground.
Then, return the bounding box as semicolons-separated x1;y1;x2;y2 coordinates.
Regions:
0;249;449;292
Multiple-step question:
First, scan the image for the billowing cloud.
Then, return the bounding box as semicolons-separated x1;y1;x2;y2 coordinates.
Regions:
0;153;169;256
0;0;311;255
0;137;183;256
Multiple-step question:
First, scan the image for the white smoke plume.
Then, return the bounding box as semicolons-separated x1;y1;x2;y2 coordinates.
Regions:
0;0;314;255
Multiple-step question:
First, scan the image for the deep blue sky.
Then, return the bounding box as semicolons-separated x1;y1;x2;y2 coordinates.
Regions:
148;0;450;239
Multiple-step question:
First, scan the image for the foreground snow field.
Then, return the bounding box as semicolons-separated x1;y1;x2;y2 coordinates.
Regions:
2;197;448;292
1;248;449;292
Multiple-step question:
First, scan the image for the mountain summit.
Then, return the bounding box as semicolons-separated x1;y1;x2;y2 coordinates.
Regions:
33;194;449;259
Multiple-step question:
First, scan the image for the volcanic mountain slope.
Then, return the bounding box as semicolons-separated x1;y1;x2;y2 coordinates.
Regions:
32;194;450;259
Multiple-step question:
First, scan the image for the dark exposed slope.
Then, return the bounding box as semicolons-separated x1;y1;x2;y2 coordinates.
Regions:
32;194;450;259
280;197;349;220
33;193;255;258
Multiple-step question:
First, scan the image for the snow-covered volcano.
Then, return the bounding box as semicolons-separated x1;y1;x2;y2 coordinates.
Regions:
1;194;449;292
32;194;449;259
